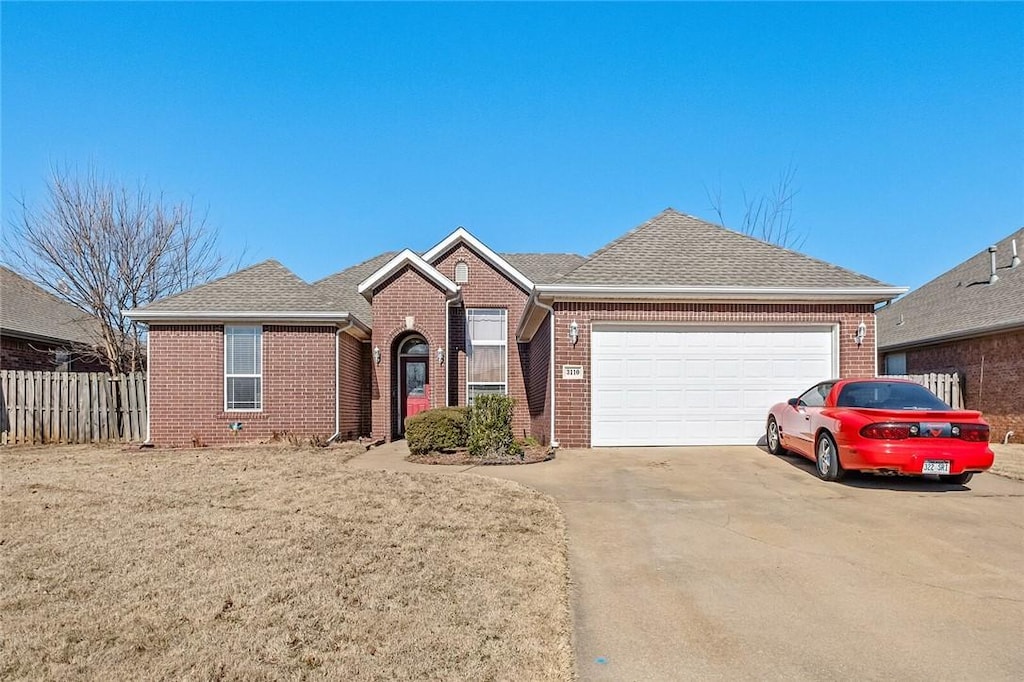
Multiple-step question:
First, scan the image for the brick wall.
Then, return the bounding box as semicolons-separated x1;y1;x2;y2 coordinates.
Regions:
369;266;448;440
433;245;533;438
338;332;364;441
525;315;551;443
1;334;107;372
549;302;877;448
148;324;342;446
890;329;1024;442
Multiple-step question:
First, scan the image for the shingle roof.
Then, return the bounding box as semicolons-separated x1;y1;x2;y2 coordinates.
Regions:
313;252;398;324
552;208;890;288
877;227;1024;349
0;265;102;345
134;260;340;314
501;253;587;284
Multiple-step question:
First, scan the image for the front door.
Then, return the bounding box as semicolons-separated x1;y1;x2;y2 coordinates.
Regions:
397;335;430;435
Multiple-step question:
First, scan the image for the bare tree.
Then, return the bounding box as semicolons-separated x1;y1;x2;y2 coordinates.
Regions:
5;165;232;374
705;163;806;250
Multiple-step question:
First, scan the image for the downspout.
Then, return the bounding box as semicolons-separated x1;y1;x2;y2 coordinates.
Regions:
445;297;452;407
329;321;355;443
143;328;152;446
535;299;559;448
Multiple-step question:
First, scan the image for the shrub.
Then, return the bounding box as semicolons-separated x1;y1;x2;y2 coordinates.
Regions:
467;395;522;458
405;407;470;454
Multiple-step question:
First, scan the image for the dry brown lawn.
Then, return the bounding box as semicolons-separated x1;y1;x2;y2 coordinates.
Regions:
0;444;572;681
990;443;1024;480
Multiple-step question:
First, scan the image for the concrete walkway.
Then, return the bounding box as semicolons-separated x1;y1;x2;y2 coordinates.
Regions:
350;442;1024;680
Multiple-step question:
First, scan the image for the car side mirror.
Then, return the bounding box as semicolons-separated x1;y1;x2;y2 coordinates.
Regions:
787;398;799;407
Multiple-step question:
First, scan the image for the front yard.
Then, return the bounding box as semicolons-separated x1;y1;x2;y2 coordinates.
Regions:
0;445;572;680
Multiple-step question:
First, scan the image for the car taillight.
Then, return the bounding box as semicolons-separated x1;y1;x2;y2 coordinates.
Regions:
955;424;990;442
860;423;913;439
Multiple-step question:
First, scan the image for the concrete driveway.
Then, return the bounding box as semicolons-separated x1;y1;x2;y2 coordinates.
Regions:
351;444;1024;680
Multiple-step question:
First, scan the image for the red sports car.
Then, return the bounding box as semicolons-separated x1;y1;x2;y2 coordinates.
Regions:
765;378;994;483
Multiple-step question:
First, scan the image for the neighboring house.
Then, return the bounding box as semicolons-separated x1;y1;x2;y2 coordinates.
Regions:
0;265;106;372
878;228;1024;443
130;209;903;448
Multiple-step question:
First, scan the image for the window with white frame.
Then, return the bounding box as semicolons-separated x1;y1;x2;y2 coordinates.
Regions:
225;326;262;410
466;308;507;404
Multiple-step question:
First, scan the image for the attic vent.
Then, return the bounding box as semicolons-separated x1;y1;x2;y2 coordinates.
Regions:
454;261;468;284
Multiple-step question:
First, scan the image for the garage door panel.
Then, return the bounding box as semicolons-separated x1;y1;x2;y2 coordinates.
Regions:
592;326;835;446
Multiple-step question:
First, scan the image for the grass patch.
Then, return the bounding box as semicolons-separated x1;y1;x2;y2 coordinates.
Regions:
0;444;572;680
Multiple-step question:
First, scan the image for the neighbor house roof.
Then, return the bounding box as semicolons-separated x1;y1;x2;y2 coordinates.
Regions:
877;227;1024;351
0;265;102;346
549;209;895;290
130;260;365;330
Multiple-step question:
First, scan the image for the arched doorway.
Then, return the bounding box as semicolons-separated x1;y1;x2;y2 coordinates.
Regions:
395;334;429;436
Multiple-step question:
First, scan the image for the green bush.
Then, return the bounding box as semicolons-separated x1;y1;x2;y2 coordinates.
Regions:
405;407;470;454
467;395;522;458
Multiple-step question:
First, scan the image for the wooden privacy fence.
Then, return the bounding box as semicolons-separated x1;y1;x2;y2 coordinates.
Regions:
883;373;963;409
0;371;147;445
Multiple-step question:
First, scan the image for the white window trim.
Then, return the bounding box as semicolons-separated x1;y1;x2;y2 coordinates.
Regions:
466;308;508;404
224;325;263;412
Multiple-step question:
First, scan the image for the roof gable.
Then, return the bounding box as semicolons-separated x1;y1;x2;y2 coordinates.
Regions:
423;227;534;291
0;266;102;345
878;227;1024;349
357;249;458;300
552;209;894;290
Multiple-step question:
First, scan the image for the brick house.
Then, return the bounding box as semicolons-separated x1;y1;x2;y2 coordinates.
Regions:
878;228;1024;443
1;265;105;372
130;209;904;448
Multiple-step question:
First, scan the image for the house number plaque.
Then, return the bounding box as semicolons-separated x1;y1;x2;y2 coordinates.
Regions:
562;365;584;380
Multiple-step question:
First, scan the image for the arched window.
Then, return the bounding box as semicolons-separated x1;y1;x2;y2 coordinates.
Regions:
399;337;428;356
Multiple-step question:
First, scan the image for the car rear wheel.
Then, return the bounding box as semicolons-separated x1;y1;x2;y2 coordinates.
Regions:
815;432;845;482
939;472;974;485
766;417;786;455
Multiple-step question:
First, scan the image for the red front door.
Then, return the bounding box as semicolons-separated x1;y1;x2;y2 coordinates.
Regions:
400;357;429;430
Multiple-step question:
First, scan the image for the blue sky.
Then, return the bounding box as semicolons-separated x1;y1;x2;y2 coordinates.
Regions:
3;2;1022;292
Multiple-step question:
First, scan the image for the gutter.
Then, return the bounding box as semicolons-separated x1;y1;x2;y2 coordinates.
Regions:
126;309;370;334
329;321;356;443
533;284;907;303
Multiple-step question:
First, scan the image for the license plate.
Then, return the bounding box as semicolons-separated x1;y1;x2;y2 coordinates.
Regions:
922;460;951;474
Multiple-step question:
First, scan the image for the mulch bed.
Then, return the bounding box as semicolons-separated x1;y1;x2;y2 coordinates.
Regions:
406;445;554;466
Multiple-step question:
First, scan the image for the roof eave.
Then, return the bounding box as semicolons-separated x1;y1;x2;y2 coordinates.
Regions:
356;249;459;301
534;285;908;303
878;320;1024;352
126;310;371;335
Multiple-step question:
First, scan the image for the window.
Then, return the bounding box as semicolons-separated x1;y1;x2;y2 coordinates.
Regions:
797;382;834;408
884;353;907;375
225;326;262;410
454;261;469;284
837;381;948;410
466;308;506;404
55;349;71;372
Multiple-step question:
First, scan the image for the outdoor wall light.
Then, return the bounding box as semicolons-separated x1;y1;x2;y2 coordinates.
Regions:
436;347;445;365
568;320;580;346
373;345;381;364
853;320;867;347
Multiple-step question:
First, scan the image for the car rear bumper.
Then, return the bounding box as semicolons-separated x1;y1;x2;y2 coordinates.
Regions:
838;440;995;475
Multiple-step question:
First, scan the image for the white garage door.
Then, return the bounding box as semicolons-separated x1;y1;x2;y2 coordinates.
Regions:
591;325;837;446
